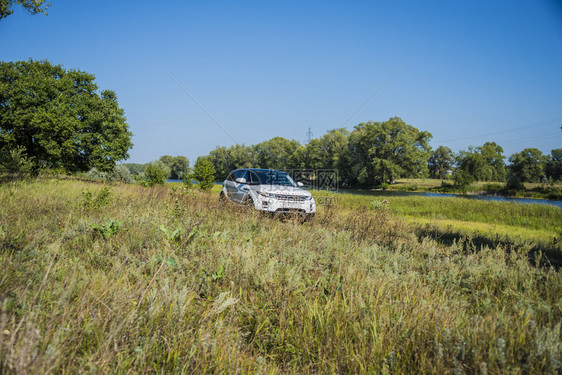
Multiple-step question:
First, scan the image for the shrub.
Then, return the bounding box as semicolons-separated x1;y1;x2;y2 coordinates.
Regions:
111;165;133;184
87;167;109;181
91;218;122;240
0;146;35;177
144;161;170;186
453;169;474;190
193;157;216;191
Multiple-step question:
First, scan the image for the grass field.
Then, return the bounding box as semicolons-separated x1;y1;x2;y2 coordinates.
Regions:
1;178;561;373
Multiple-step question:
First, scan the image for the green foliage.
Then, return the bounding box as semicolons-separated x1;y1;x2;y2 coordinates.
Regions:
209;144;256;181
0;145;35;177
453;142;506;183
193;157;216;191
91;218;122;240
428;145;453;179
546;148;562;181
159;155;190;180
253;137;301;170
0;0;49;19
0;60;132;172
80;186;112;211
341;117;432;186
369;199;389;210
453;169;474;190
143;161;170;186
85;165;132;183
121;163;145;176
86;167;109;181
111;164;133;183
508;148;549;183
160;224;184;243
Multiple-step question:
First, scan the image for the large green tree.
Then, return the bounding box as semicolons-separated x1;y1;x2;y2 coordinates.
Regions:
478;141;506;181
0;60;133;172
209;144;256;180
454;142;506;182
428;145;453;179
253;137;301;171
508;148;549;183
0;0;49;20
546;149;562;182
293;128;349;170
341;117;432;186
159;155;190;179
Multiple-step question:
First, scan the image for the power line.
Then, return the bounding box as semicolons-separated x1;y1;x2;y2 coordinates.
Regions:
149;56;238;144
340;57;412;128
433;118;561;144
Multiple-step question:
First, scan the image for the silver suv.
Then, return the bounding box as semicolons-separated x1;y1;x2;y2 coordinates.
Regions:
220;168;316;217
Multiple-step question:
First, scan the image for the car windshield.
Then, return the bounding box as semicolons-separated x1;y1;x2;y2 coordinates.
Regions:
251;170;297;187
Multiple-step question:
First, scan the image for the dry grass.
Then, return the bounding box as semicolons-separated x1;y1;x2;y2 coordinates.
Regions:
0;178;561;373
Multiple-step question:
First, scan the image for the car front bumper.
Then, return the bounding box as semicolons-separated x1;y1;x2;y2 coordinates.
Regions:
256;196;316;215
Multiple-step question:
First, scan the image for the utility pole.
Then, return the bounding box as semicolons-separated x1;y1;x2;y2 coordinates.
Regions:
306;127;313;143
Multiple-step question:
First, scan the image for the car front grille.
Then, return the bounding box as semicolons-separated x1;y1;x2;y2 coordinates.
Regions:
272;194;307;202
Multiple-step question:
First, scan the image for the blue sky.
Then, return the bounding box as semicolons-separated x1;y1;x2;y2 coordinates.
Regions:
1;0;561;165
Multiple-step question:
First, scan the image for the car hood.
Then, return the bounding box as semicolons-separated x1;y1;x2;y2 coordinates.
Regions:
257;185;312;197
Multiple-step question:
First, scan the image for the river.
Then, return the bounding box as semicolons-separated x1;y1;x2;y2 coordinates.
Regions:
338;189;562;208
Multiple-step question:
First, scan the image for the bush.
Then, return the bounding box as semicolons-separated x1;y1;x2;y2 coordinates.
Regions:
86;167;108;181
193;157;216;191
144;161;170;186
453;170;474;190
112;165;133;184
0;146;35;177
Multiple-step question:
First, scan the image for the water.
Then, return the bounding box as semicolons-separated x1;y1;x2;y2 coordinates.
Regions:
338;189;562;208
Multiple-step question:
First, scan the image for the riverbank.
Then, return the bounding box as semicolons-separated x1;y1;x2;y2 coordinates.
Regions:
385;178;562;200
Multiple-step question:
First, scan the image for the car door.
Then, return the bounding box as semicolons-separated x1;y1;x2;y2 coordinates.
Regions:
232;170;249;203
224;172;236;200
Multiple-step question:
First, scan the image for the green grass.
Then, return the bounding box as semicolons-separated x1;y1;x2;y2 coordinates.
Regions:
1;178;561;373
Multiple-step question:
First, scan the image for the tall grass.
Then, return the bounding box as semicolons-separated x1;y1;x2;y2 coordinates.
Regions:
0;179;561;373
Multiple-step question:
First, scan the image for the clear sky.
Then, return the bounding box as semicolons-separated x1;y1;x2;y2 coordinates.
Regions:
1;0;561;165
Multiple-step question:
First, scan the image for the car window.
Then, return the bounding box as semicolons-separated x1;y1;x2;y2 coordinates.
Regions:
233;170;247;182
226;173;234;181
248;171;260;185
252;170;296;186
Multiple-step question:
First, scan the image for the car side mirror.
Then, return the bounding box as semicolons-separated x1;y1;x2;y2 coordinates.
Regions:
235;177;247;184
297;182;304;187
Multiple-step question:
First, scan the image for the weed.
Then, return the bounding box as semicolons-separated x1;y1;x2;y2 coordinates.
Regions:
80;186;112;211
91;218;122;239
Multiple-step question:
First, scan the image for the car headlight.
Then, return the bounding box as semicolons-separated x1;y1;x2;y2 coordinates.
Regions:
258;191;273;198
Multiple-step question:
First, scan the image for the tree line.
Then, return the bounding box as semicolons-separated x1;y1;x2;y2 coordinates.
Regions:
206;117;561;188
1;60;559;191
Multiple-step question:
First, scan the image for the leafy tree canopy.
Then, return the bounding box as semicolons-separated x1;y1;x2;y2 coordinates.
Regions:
253;137;301;171
0;60;133;172
546;149;562;182
428;145;453;179
342;117;432;186
508;148;549;183
455;142;506;182
159;155;190;180
0;0;49;20
209;144;256;181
